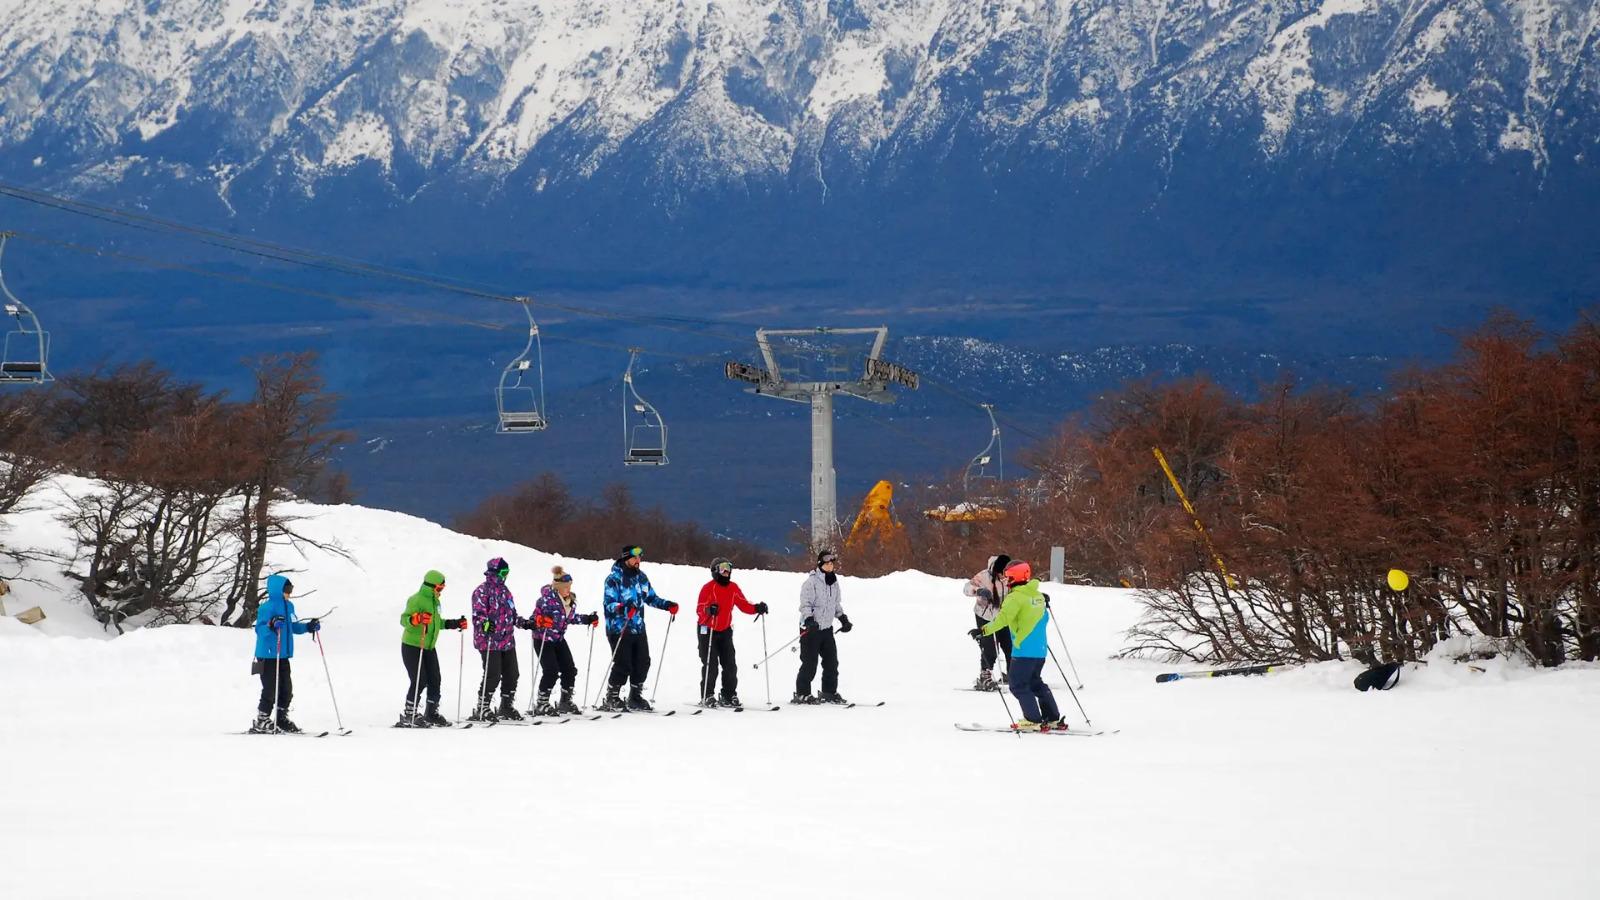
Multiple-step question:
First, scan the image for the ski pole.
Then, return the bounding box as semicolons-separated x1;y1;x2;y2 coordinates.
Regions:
594;618;627;707
753;627;814;668
456;625;466;723
699;619;714;705
526;625;549;715
1048;647;1092;726
649;613;676;703
993;665;1020;739
759;614;771;706
583;620;596;708
410;620;429;718
271;619;284;727
313;631;346;734
1047;603;1084;689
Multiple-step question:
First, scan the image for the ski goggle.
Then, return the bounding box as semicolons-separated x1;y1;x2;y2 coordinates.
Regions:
554;573;572;583
714;562;733;575
819;552;839;565
625;547;644;559
431;581;446;591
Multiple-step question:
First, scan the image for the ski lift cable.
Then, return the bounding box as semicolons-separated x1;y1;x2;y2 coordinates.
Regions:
0;182;755;347
5;230;509;332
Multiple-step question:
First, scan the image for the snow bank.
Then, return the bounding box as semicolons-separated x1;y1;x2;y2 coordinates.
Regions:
2;480;1595;898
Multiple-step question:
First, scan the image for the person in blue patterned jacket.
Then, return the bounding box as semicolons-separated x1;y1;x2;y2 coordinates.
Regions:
600;545;678;712
470;557;530;723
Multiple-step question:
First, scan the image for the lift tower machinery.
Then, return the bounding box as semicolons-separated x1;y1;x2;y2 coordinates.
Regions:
726;327;919;549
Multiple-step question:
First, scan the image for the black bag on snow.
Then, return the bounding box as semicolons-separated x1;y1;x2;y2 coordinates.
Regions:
1353;661;1402;692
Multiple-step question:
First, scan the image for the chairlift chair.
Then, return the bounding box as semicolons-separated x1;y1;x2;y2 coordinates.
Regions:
0;233;52;385
962;403;1003;498
622;349;667;466
496;298;547;433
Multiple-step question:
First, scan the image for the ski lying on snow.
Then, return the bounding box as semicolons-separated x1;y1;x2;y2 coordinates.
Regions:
845;701;885;708
953;722;1110;737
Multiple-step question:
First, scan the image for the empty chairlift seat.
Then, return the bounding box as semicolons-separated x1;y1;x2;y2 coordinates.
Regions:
0;233;52;385
496;299;548;434
622;349;667;466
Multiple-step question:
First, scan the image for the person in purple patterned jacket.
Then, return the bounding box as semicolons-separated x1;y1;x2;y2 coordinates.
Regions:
529;565;599;716
470;557;531;722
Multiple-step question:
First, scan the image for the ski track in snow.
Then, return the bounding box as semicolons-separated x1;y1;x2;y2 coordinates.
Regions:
1;474;1596;898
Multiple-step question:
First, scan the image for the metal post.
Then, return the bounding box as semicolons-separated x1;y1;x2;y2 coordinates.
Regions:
810;390;836;549
1050;546;1065;585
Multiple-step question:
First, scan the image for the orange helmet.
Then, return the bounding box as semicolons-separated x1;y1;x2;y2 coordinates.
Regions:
1003;561;1032;584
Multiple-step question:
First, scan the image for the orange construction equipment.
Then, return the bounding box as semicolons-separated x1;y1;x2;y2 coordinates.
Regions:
845;480;906;554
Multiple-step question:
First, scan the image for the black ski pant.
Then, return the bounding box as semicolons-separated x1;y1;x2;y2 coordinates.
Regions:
535;637;578;694
607;631;651;690
796;628;838;696
1008;656;1060;723
402;643;443;708
697;627;738;698
256;657;292;714
976;613;1013;674
477;647;519;705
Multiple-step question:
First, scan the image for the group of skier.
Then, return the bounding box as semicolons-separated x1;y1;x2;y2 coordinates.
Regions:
247;545;860;733
963;554;1070;733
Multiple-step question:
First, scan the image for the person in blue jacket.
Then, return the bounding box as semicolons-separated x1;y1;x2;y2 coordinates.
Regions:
600;545;678;712
251;573;321;734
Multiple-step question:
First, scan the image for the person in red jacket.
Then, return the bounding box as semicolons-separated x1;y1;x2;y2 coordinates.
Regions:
695;557;768;707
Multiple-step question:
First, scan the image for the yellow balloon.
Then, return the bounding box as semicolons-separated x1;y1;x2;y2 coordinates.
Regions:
1387;569;1410;592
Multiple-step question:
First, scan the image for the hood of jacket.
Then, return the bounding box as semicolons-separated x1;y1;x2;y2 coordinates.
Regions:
266;573;289;604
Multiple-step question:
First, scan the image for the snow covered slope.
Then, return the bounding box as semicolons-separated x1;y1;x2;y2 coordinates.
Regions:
2;477;1596;897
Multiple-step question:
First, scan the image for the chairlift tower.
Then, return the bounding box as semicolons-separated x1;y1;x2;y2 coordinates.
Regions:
726;327;919;549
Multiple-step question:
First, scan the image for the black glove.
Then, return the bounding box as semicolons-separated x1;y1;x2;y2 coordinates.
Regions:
306;618;322;634
452;616;469;631
803;616;820;634
968;627;983;641
838;615;853;634
581;613;599;625
707;603;720;617
975;587;994;602
753;602;769;615
1042;592;1052;607
268;615;285;632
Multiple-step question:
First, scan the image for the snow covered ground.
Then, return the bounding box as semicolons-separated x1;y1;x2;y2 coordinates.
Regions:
2;479;1596;898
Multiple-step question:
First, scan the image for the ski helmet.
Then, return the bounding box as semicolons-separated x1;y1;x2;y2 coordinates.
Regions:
486;557;509;577
710;557;734;577
1003;560;1032;584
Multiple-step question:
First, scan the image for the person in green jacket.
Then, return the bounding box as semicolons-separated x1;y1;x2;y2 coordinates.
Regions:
397;569;468;728
974;561;1063;732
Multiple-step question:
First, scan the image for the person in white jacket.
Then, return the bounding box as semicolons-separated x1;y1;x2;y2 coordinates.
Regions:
792;548;852;704
963;554;1012;691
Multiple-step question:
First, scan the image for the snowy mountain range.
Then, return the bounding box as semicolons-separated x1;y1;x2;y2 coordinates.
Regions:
3;0;1597;317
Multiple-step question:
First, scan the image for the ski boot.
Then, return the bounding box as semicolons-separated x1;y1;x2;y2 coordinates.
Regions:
698;694;719;709
395;702;429;729
556;690;582;715
497;695;525;721
467;699;498;724
719;691;742;709
532;690;558;717
790;692;819;705
423;703;452;728
598;686;628;713
1041;718;1070;733
249;712;278;734
627;686;654;712
974;670;998;692
273;711;303;734
818;691;848;705
1011;719;1042;733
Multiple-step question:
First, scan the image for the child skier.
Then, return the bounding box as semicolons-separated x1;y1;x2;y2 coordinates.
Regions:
529;565;599;715
397;570;468;728
600;545;678;712
250;572;320;734
793;549;852;705
976;560;1063;732
963;554;1013;691
695;557;769;707
470;557;529;723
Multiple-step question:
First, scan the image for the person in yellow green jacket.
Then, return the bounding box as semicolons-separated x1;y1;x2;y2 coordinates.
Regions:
397;570;468;728
975;561;1063;732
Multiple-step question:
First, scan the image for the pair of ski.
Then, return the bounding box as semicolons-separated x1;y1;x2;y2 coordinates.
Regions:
953;722;1115;737
791;700;886;709
240;727;354;738
684;703;781;714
